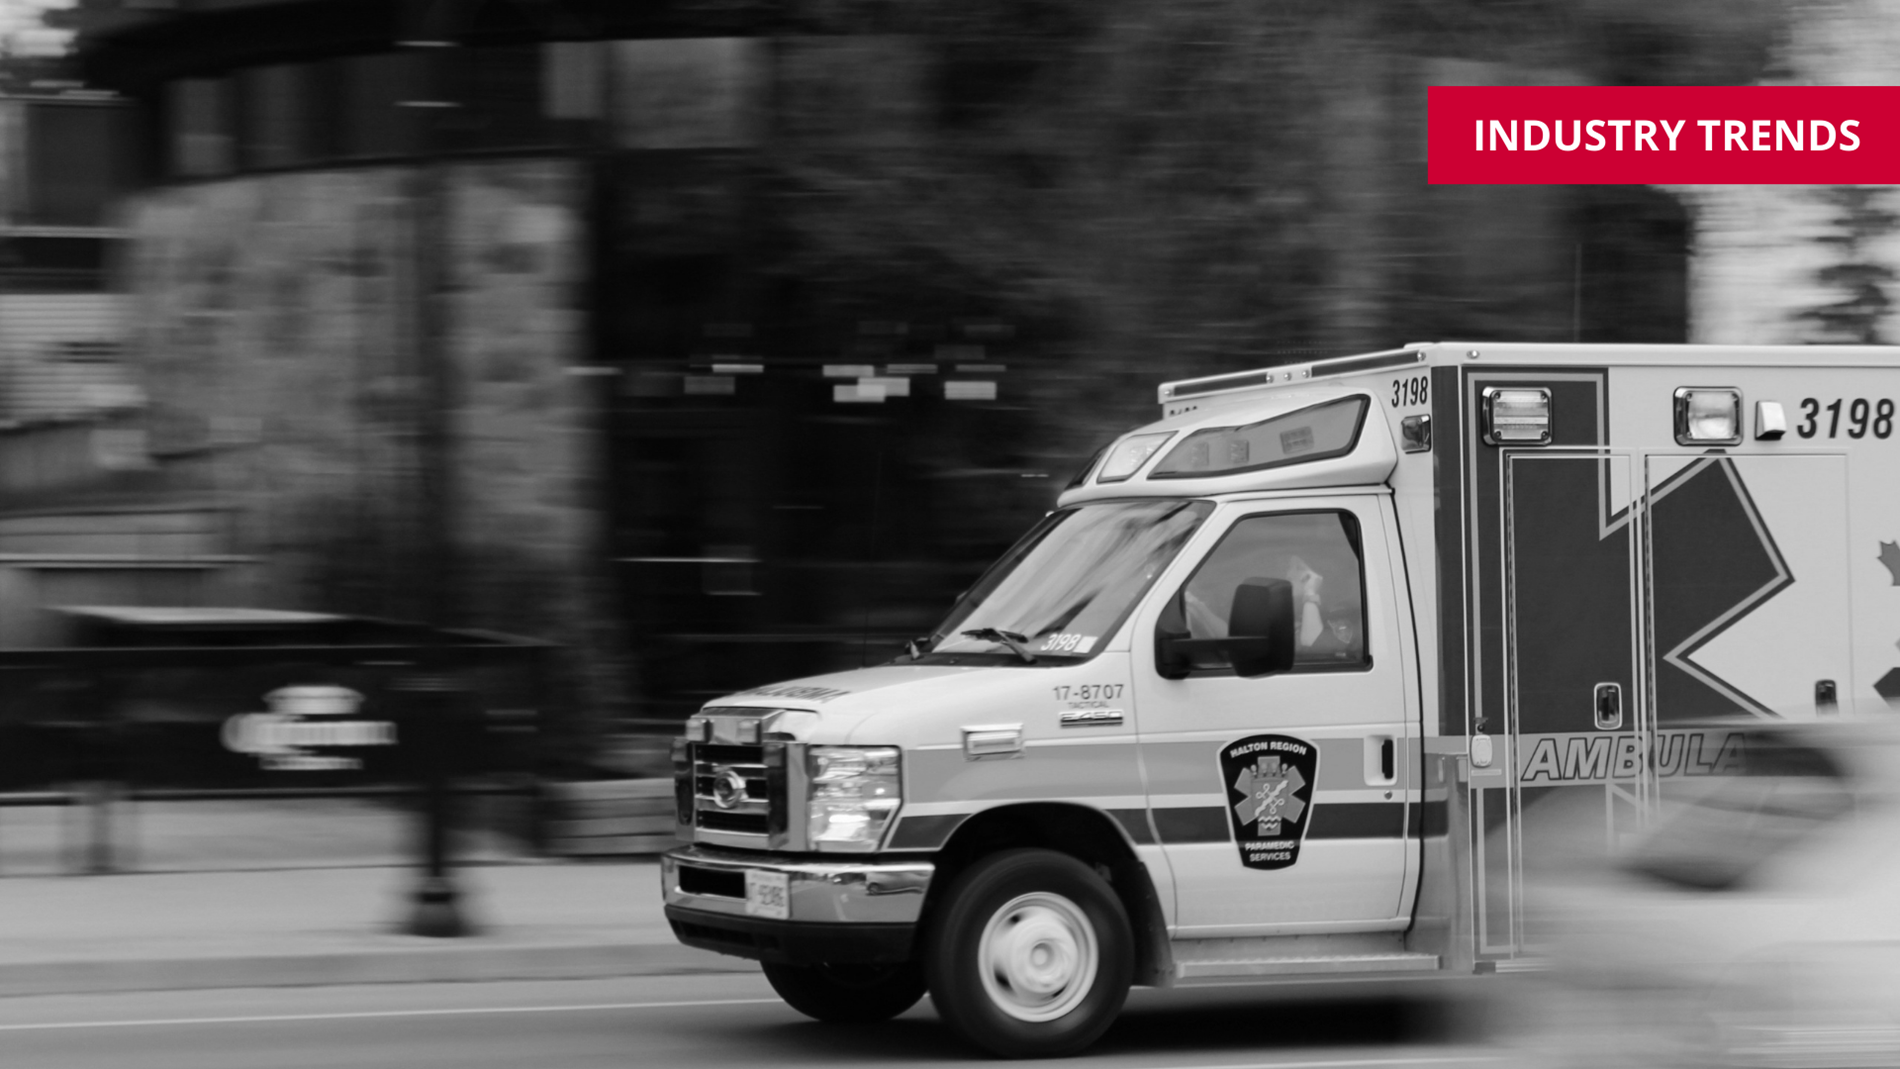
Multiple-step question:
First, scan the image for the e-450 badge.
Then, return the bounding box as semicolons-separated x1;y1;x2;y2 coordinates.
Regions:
1219;734;1318;870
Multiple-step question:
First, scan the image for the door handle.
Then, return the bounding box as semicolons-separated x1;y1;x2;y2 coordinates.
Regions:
1593;682;1623;731
1364;735;1398;786
962;725;1023;760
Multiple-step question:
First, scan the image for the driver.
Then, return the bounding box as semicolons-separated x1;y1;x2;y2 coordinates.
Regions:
1180;554;1357;658
1285;555;1327;648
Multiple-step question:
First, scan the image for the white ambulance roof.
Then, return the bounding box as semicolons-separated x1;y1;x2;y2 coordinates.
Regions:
1408;341;1900;367
1154;341;1900;410
1155;347;1900;417
1058;340;1900;507
1058;384;1397;505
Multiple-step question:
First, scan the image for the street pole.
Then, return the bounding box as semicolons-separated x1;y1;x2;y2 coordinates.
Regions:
396;4;468;938
399;671;471;937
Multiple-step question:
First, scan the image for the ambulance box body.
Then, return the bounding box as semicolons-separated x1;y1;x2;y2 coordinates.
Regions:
661;343;1900;1057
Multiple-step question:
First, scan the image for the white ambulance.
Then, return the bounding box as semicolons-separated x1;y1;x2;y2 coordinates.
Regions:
662;342;1900;1057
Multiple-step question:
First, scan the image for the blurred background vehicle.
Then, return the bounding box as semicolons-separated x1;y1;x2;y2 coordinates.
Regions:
1502;714;1900;1069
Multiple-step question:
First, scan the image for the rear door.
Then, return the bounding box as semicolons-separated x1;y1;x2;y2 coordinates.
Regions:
1643;453;1852;729
1498;449;1854;955
1502;451;1647;954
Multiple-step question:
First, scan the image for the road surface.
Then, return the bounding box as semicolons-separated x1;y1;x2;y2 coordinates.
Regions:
0;971;1508;1069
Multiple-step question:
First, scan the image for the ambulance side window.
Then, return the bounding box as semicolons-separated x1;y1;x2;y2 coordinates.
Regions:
1161;511;1368;673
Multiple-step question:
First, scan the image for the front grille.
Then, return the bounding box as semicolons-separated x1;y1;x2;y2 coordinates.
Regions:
692;742;771;836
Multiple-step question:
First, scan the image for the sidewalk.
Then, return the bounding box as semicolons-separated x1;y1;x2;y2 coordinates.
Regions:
0;858;755;997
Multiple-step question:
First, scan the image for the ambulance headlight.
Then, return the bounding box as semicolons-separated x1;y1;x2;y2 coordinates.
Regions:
1481;387;1551;446
1096;432;1174;482
806;746;901;852
1675;387;1742;446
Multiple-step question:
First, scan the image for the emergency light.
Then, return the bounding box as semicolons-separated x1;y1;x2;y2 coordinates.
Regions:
1480;388;1551;445
1675;387;1742;445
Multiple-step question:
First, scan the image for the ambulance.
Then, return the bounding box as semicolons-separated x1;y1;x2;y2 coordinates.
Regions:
661;342;1900;1057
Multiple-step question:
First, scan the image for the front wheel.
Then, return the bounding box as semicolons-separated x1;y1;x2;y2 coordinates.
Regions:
924;849;1134;1058
761;961;927;1023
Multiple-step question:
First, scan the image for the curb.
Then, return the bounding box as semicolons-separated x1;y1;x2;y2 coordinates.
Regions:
0;942;758;998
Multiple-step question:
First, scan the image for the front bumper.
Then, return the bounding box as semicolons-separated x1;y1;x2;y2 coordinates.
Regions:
661;844;934;965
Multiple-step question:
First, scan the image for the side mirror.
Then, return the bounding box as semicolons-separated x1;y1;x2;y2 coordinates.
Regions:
1225;579;1296;678
1153;578;1296;680
1154;592;1192;680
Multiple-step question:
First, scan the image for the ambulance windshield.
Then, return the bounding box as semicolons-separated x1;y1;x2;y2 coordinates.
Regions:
923;499;1215;664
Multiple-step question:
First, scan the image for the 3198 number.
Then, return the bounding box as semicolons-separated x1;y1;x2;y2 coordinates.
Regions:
1797;397;1894;439
1390;375;1428;408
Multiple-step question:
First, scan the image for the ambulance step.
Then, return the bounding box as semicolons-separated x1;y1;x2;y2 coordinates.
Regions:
1173;953;1442;982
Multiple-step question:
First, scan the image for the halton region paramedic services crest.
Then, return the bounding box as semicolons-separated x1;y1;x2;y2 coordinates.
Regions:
1220;734;1318;870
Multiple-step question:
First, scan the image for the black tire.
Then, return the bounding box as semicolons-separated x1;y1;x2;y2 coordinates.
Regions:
924;848;1133;1058
761;960;927;1023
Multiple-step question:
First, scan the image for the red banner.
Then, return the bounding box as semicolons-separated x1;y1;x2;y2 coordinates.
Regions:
1428;86;1900;184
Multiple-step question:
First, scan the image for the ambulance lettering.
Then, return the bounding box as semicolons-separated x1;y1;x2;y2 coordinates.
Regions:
1219;734;1318;870
1517;729;1746;784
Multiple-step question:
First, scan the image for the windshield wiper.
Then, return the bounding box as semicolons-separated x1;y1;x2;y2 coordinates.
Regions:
960;628;1038;664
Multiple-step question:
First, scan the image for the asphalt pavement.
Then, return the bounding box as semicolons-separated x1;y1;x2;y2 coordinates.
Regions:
0;856;753;996
0;974;1505;1069
0;797;1515;1066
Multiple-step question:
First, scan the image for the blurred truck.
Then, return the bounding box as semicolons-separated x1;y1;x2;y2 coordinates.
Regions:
658;342;1900;1056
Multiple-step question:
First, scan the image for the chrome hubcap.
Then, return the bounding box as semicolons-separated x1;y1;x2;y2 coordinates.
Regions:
977;892;1098;1022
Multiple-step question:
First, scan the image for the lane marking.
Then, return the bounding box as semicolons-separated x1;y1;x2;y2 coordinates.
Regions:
0;997;785;1033
1119;1059;1495;1069
0;999;1499;1069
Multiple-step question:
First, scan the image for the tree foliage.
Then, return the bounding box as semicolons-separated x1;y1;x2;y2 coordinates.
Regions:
772;0;1783;458
1799;186;1898;345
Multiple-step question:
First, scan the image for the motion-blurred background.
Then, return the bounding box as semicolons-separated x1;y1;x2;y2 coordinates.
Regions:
0;0;1892;794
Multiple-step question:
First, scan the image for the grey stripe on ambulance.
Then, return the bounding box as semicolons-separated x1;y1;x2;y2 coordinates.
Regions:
1138;736;1405;796
906;739;1143;803
1151;802;1410;842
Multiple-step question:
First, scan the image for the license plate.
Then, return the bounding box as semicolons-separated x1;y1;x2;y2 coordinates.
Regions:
744;869;790;920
